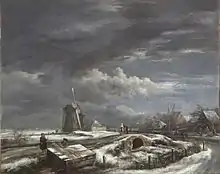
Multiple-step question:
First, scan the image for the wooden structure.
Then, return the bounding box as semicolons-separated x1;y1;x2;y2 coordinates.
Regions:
47;144;96;172
120;134;152;152
62;103;85;133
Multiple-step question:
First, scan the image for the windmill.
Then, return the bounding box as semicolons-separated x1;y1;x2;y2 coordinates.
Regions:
71;88;82;130
167;103;175;132
61;88;83;133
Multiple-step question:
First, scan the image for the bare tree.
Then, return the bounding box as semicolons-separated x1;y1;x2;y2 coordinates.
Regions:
13;129;28;145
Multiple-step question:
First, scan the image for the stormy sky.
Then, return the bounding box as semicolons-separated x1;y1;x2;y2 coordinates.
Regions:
1;0;218;128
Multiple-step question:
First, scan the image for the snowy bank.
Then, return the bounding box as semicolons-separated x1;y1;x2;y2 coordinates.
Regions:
105;148;212;174
94;134;202;169
1;157;38;173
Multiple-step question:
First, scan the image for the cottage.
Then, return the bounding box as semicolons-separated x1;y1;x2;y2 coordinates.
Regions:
91;120;107;132
189;110;220;135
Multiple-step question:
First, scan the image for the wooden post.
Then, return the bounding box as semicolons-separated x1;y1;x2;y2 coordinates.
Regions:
148;156;151;169
202;141;205;150
171;149;174;162
185;148;188;156
103;155;106;168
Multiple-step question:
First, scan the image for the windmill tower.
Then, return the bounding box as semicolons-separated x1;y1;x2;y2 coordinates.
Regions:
61;88;84;133
167;103;175;132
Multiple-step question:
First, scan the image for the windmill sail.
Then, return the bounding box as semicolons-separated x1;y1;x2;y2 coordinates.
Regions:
72;88;82;129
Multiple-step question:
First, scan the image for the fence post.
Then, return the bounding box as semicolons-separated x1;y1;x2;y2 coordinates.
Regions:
148;156;151;169
185;148;188;157
171;149;174;162
202;141;205;151
103;155;106;168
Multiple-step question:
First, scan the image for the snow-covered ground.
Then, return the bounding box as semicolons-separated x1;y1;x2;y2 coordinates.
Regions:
94;134;199;170
104;148;212;174
1;132;209;173
1;129;120;143
1;157;38;172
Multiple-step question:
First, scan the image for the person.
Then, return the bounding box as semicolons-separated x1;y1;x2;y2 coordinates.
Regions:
40;133;47;153
120;123;124;133
61;138;68;147
125;126;129;134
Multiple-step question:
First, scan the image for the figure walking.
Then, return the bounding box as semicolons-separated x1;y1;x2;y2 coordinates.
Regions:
40;133;47;154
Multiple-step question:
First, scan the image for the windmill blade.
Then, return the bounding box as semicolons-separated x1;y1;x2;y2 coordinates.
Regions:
72;88;76;104
75;108;82;130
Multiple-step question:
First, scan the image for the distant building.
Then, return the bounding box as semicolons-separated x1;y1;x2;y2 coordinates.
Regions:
91;120;107;132
62;103;85;133
186;110;220;134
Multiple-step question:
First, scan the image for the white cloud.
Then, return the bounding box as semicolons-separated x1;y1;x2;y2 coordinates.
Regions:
115;105;137;116
179;49;205;54
2;71;44;84
79;67;175;99
161;29;195;36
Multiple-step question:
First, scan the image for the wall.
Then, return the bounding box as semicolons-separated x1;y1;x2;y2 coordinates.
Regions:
91;126;107;132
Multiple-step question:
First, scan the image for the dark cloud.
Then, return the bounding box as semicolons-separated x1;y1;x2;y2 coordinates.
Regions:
2;0;218;128
2;0;217;74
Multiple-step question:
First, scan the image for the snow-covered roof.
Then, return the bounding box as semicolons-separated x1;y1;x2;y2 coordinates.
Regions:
92;120;105;127
203;110;219;122
152;120;167;129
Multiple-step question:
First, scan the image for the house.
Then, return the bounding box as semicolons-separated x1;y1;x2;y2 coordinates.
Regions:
62;103;85;133
188;110;220;134
152;119;167;129
91;120;107;132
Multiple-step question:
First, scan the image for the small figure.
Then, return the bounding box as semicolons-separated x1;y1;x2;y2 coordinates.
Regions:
125;126;129;134
120;123;124;133
61;138;68;147
40;133;47;153
102;155;106;168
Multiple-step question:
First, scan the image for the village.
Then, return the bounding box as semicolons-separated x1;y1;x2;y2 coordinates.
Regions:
1;95;220;174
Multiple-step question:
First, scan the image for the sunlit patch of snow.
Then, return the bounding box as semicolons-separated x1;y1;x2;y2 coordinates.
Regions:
1;158;38;172
106;148;212;174
28;134;89;142
74;131;120;138
173;140;193;149
94;143;119;164
1;130;120;143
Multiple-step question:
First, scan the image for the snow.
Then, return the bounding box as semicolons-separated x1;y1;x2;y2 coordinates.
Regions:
105;148;212;174
1;130;119;143
173;140;193;149
74;131;119;138
92;120;103;127
95;143;119;164
1;157;38;172
28;134;89;142
203;110;219;122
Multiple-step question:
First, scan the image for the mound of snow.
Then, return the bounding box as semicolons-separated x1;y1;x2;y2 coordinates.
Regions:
105;148;212;174
94;133;201;170
1;157;38;172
